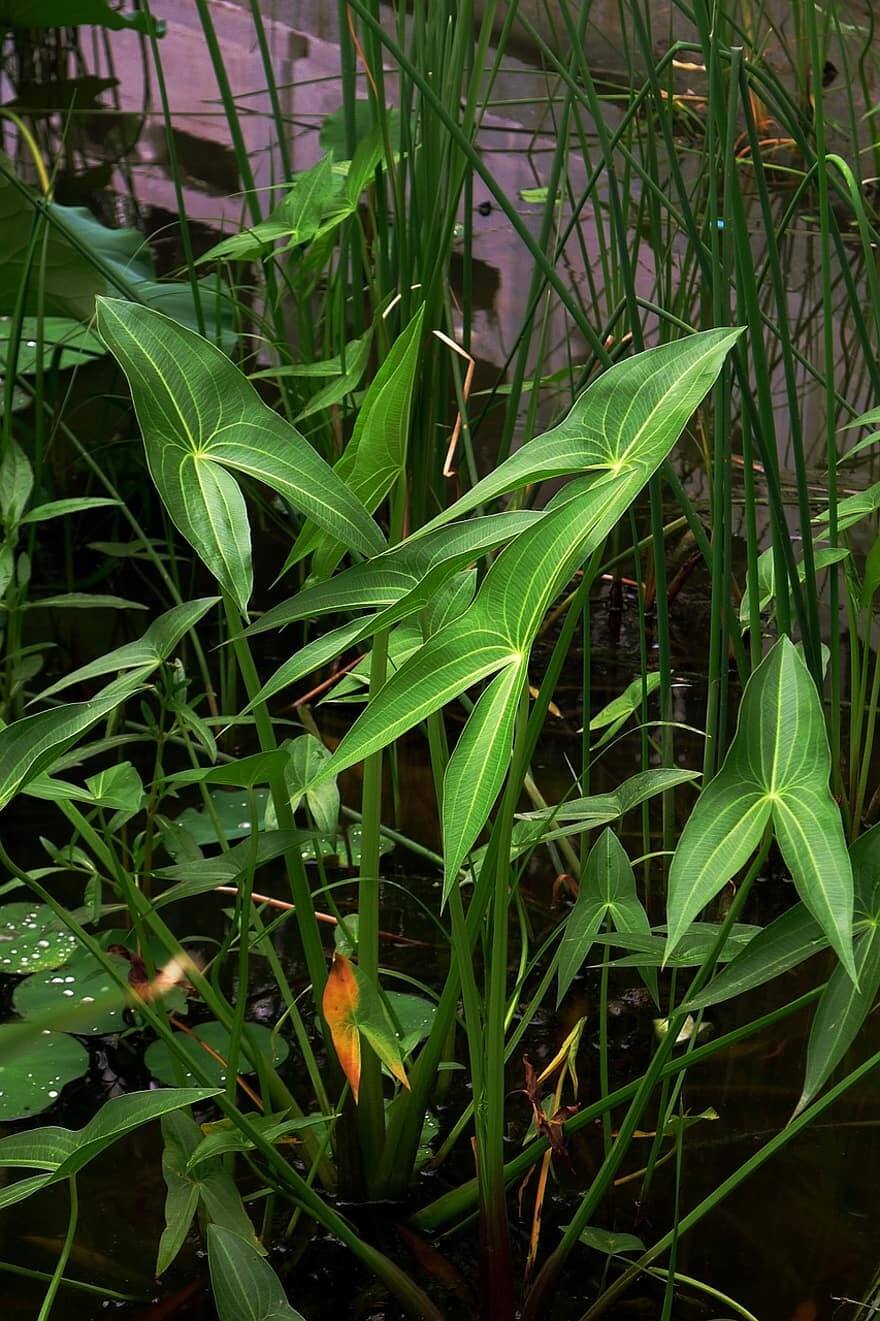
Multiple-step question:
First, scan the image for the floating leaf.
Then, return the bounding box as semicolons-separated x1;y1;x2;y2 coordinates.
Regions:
0;1028;87;1121
145;1020;289;1088
14;949;130;1034
0;903;79;974
385;992;437;1055
0;317;105;374
175;788;270;847
576;1226;646;1256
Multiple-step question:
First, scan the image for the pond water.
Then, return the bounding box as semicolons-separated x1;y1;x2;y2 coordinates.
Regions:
2;3;880;1319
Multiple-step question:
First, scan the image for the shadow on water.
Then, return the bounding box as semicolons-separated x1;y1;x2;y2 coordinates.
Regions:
2;3;880;1319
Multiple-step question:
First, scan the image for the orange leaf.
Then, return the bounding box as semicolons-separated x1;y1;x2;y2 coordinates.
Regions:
323;952;362;1100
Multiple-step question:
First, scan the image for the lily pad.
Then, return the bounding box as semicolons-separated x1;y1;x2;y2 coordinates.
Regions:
385;992;436;1055
14;949;129;1034
176;788;270;846
0;903;79;975
0;1027;89;1121
145;1021;289;1088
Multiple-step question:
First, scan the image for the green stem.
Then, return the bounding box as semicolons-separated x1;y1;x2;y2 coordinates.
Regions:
579;1041;880;1321
221;593;328;1008
4;849;438;1321
412;983;822;1232
479;684;528;1321
522;833;772;1319
0;1261;141;1304
36;1176;78;1321
356;630;390;1179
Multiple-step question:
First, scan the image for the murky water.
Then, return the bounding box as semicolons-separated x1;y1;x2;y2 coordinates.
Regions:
3;3;880;1319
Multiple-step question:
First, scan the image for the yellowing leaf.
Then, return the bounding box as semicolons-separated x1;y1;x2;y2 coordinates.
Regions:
322;953;409;1103
323;952;362;1099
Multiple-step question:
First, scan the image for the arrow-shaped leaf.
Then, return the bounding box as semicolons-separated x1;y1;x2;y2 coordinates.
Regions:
313;330;740;890
557;829;656;1005
667;637;854;980
95;299;384;610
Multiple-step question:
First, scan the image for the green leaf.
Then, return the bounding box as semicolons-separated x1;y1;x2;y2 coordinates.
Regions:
666;638;855;981
414;329;742;537
0;439;32;524
14;948;130;1034
167;749;290;790
153;830;307;907
186;1114;327;1171
157;1110;200;1277
247;511;539;639
0;0;161;32
282;735;339;835
0;1029;87;1122
795;824;880;1114
0;317;106;374
814;480;880;534
590;672;661;748
0;902;79;974
208;1224;305;1321
319;100;401;160
315;331;741;887
145;1021;289;1088
287;306;424;577
291;329;372;423
96;299;384;609
557;829;656;1005
0;680;144;811
20;497;118;525
442;661;525;896
84;761;144;812
518;768;701;828
201;156;346;265
862;536;880;607
24;592;146;611
36;597;217;701
0;1087;218;1206
796;921;880;1116
158;1111;265;1276
576;1226;646;1256
683;903;827;1011
740;545;849;624
0;164;226;338
597;924;759;968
